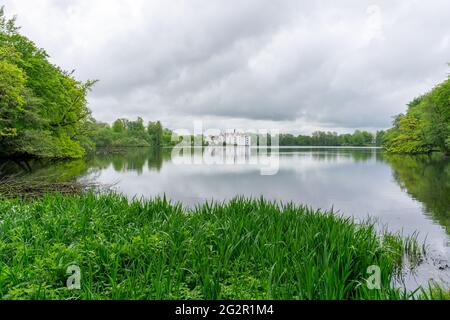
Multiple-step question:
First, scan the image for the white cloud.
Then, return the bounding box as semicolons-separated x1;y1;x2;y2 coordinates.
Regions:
3;0;449;133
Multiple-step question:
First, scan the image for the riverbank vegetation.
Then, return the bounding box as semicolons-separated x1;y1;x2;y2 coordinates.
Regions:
0;192;424;300
279;130;383;147
85;118;178;150
0;8;96;159
383;72;450;154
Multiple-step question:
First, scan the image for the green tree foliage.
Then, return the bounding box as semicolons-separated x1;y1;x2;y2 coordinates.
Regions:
147;121;163;147
279;130;376;147
375;130;386;146
111;117;149;147
128;117;146;138
423;78;450;152
112;119;127;133
0;7;95;159
384;72;450;154
87;117;177;149
0;50;25;137
383;113;430;154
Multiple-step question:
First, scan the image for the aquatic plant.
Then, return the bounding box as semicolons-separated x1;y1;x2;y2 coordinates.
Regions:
0;193;423;300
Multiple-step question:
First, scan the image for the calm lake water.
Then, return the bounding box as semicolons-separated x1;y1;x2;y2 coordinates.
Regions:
1;147;449;290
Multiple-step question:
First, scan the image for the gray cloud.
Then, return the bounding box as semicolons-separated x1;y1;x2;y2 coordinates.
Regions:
3;0;450;133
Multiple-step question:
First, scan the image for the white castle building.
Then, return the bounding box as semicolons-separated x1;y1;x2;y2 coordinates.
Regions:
206;130;252;147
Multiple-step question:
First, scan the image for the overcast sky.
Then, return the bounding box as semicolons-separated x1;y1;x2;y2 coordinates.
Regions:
3;0;450;134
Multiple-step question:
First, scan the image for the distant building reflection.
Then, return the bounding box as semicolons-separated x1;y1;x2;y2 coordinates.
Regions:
203;146;252;165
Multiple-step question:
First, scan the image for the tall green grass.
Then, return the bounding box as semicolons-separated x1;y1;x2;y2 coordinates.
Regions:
0;193;422;300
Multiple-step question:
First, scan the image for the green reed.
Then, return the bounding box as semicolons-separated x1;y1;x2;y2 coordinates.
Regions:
0;193;425;300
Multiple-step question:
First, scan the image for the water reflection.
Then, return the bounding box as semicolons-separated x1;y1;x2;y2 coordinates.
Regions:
86;148;170;173
0;158;89;183
1;148;449;230
1;148;449;232
17;146;440;241
386;154;450;235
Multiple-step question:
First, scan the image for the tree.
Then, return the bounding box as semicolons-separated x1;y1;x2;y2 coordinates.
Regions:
423;79;450;153
383;113;432;154
0;7;95;159
128;117;146;137
148;121;163;147
277;130;377;147
112;119;127;133
383;72;450;155
0;53;25;137
375;130;386;146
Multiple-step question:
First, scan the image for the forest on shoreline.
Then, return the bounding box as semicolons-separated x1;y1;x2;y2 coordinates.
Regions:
382;74;450;155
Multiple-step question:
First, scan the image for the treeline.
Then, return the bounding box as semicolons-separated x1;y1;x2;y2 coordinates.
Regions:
383;72;450;154
279;130;384;147
85;118;177;150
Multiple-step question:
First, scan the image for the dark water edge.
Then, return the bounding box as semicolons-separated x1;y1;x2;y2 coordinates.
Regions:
0;146;449;292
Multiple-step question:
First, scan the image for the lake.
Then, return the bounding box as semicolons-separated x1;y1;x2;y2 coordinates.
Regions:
1;147;449;290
